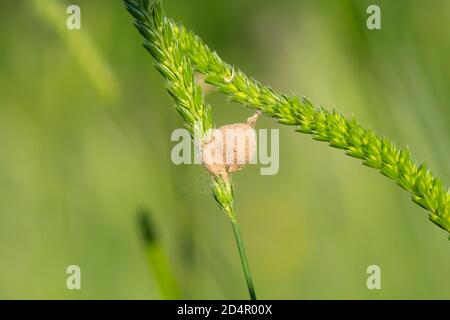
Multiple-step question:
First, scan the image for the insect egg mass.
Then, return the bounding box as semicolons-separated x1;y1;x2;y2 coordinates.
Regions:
202;113;259;178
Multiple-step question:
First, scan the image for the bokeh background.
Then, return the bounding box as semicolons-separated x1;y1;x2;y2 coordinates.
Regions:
0;0;449;299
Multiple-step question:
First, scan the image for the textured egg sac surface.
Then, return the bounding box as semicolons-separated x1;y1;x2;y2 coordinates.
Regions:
202;123;257;176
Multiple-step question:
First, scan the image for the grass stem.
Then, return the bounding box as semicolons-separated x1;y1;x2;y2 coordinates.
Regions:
230;215;257;300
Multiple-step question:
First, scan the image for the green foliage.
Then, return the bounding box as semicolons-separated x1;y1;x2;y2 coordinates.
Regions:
125;0;257;299
138;209;181;299
211;175;235;221
124;0;232;220
123;0;450;236
32;0;120;101
127;0;211;137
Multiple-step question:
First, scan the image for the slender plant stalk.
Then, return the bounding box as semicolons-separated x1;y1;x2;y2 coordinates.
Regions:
124;0;450;240
211;174;257;299
212;174;256;299
230;217;257;300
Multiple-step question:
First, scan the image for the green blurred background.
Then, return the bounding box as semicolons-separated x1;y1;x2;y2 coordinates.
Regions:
0;0;449;299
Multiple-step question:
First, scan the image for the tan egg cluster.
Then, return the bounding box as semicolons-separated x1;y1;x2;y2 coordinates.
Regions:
202;113;259;180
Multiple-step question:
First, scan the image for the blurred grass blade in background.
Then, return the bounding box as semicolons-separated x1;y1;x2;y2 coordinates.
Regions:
137;208;181;299
30;0;120;102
